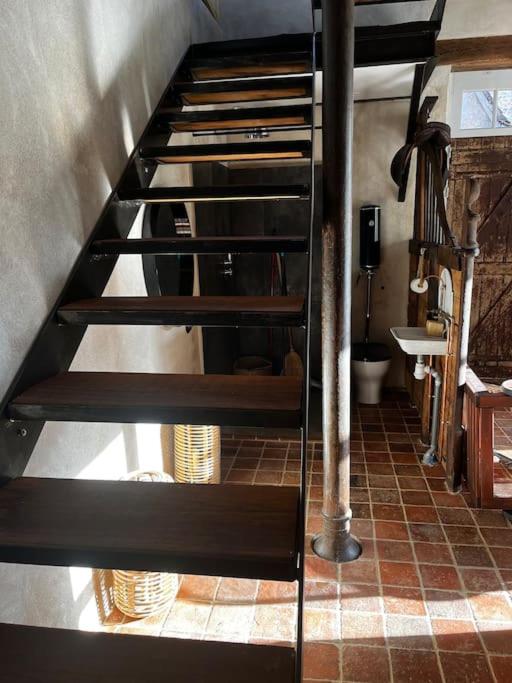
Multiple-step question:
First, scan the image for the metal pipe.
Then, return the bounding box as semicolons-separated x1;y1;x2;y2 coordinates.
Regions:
313;0;361;563
449;176;481;490
423;366;442;467
364;271;374;345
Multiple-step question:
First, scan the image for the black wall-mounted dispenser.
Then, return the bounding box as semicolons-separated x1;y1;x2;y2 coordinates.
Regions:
360;205;381;271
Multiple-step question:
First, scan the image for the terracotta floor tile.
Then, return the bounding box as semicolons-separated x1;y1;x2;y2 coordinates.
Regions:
471;509;509;528
342;645;391;683
232;457;260;469
469;592;512;622
444;525;483;545
376;540;414;563
340;559;379;585
490;655;512;682
283;472;300;485
225;469;256;484
165;600;212;635
419;564;462;590
382;586;426;616
372;503;405;521
351;488;371;503
432;491;467;508
438;507;475;526
386;615;433;650
368;475;397;489
216;578;258;603
305;581;339;610
405;505;439;523
426;477;448;491
397;476;428;491
499;569;512;590
479;621;512;654
431;619;483;652
341;613;386;646
258;458;284;471
254;470;282;485
251;605;296;641
206;603;254;639
425;590;473;620
489;546;512;569
409;523;446;543
460;568;503;593
350;519;374;539
370;488;402;505
375;521;410;541
305;556;338;582
452;545;494;567
177;575;219;602
340;583;382;614
481;527;512;548
257;580;297;605
439;651;495;683
366;463;394;475
379;561;420;587
401;490;434;506
304;642;340;680
352;503;372;519
414;542;454;565
390;649;442;683
392;452;420;464
304;608;340;641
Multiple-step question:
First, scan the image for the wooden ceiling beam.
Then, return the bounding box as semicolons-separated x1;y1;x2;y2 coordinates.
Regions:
437;35;512;71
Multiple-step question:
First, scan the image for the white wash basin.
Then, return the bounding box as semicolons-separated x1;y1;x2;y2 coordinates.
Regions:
390;327;448;356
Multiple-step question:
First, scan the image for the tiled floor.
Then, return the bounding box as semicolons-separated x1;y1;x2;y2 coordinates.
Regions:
112;398;512;682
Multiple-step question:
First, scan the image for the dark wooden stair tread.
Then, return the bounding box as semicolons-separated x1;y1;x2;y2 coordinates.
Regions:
140;140;311;164
57;296;305;327
174;75;311;105
0;624;296;682
0;478;299;579
90;235;308;255
8;373;303;427
118;185;310;204
156;104;311;132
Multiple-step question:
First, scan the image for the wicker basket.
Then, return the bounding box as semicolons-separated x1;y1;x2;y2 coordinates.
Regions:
112;470;178;619
113;570;178;619
174;425;221;484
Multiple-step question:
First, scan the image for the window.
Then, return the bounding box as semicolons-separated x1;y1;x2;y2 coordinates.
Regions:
450;70;512;138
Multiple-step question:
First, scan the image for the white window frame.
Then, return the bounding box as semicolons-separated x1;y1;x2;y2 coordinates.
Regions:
450;70;512;138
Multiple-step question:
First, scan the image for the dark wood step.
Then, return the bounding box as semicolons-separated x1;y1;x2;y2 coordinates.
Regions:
156;104;311;132
8;373;303;428
57;296;305;327
174;75;312;105
118;185;310;204
140;140;312;164
90;235;308;255
0;478;299;579
0;625;295;683
186;56;311;81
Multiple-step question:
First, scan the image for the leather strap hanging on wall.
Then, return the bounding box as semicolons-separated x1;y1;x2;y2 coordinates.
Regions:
391;121;457;247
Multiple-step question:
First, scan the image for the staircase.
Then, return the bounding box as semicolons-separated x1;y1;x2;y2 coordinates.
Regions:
0;1;445;679
0;24;316;683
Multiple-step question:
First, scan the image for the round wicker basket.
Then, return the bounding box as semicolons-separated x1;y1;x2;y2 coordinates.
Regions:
113;470;178;619
174;425;221;484
113;570;178;619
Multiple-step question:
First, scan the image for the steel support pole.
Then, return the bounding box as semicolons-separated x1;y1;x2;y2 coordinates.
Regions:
313;0;362;563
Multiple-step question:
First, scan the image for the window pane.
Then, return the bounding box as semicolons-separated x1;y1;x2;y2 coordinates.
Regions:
497;90;512;128
460;90;494;129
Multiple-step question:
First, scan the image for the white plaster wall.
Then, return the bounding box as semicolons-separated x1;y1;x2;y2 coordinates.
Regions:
440;0;512;39
352;100;415;386
218;0;311;40
0;0;219;629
